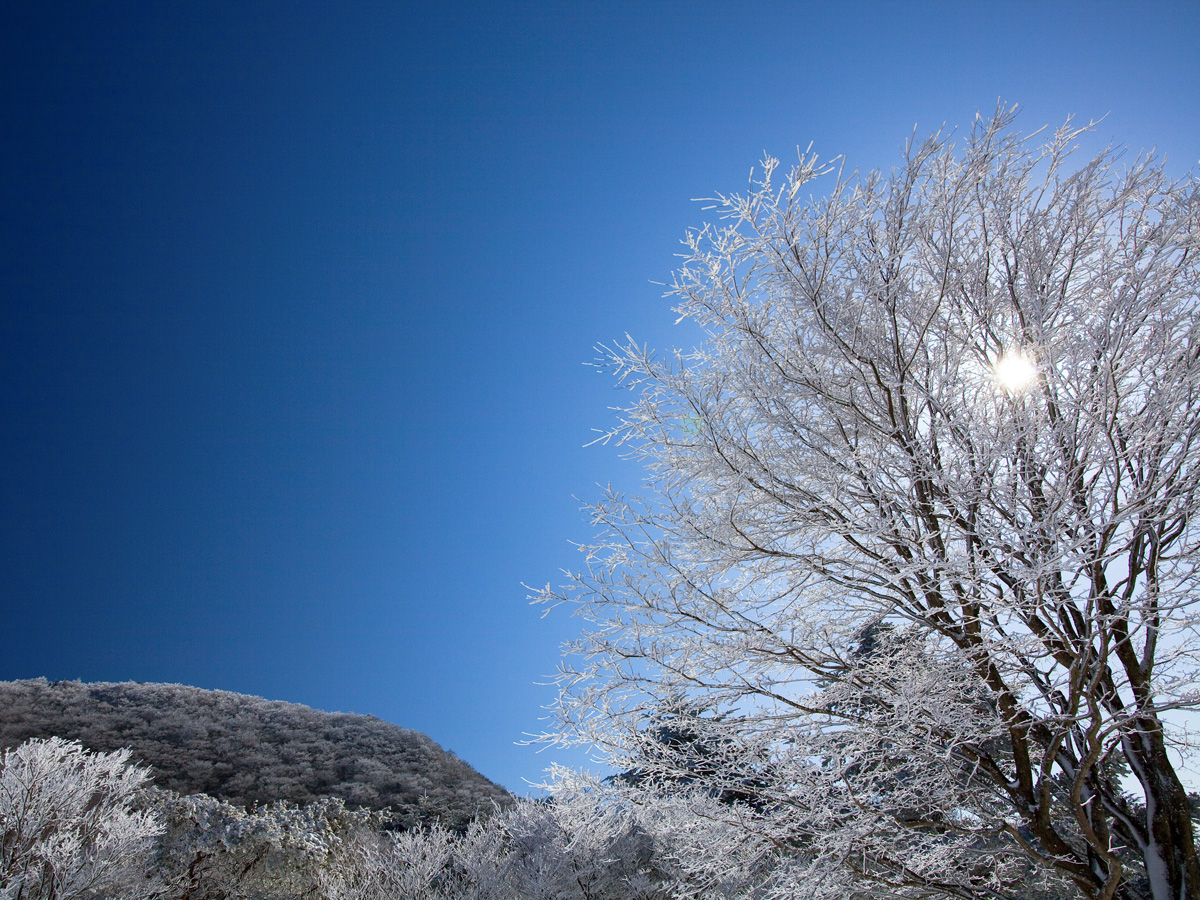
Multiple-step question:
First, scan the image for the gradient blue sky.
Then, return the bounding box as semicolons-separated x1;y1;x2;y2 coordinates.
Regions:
3;1;1198;794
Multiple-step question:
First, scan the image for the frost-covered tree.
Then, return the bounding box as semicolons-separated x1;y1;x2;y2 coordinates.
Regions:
611;697;774;813
536;106;1200;900
313;770;671;900
0;737;162;900
329;822;458;900
499;768;664;900
150;790;383;900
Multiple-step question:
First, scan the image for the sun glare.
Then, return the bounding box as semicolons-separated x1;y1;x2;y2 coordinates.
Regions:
993;350;1038;394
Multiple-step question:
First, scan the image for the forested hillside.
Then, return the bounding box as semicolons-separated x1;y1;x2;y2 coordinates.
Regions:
0;679;509;829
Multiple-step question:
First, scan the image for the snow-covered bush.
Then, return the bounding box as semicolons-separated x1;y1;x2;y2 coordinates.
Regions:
0;737;162;900
327;822;457;900
151;790;382;900
498;768;664;900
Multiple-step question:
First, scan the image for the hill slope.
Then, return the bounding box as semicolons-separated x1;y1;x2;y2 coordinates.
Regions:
0;679;510;828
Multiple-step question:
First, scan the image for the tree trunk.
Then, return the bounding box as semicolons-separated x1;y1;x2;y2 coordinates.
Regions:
1127;721;1200;900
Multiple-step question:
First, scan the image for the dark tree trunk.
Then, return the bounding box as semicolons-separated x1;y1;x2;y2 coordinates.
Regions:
1126;720;1200;900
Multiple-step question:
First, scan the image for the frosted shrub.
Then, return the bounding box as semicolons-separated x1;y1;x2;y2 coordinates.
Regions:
152;791;382;900
0;737;161;900
327;823;456;900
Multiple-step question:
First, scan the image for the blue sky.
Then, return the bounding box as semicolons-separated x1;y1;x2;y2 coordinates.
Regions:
3;1;1198;794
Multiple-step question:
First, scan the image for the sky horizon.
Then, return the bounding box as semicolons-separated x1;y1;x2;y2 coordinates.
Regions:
3;1;1199;794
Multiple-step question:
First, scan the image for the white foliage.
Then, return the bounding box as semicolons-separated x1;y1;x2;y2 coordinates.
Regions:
499;768;662;900
448;814;515;900
619;785;775;900
536;105;1200;900
328;824;456;900
152;790;381;900
0;737;161;900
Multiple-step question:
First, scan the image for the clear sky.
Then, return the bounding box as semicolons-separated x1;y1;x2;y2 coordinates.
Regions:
3;1;1198;794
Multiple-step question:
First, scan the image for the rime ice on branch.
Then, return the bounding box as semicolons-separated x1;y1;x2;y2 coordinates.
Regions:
536;105;1200;900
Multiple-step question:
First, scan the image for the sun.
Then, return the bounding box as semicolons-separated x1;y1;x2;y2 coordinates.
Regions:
993;350;1038;393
